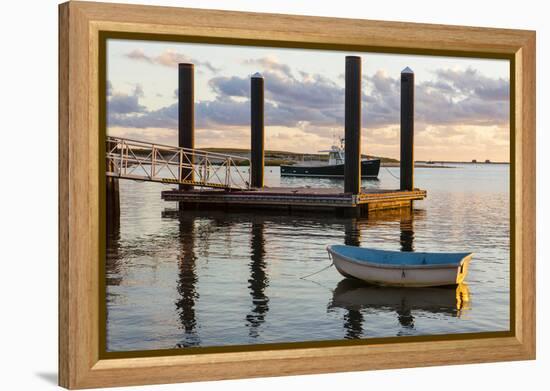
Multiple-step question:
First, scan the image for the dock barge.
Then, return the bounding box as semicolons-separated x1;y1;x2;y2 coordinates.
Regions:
161;187;426;215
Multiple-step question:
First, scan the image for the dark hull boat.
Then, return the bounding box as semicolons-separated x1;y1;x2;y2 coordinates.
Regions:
281;159;380;178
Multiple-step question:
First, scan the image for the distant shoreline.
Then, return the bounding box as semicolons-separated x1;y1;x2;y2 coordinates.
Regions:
382;162;451;168
415;161;510;165
383;161;509;168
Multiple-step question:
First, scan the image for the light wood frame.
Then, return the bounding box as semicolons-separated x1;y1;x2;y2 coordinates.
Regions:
59;1;536;389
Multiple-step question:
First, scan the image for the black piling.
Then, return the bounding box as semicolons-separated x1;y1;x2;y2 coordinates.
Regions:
251;72;265;188
178;63;194;191
400;67;415;191
106;139;120;222
344;56;362;194
106;175;120;221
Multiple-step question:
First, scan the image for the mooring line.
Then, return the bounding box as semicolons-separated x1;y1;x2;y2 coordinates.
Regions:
299;262;334;280
301;277;335;293
384;166;400;181
299;252;334;280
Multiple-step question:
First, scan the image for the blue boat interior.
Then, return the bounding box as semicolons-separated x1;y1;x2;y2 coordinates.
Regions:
329;245;471;266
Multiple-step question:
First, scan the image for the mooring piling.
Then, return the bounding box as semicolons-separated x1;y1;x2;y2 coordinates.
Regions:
344;56;362;195
400;67;414;191
106;139;120;221
178;63;195;190
251;72;265;188
106;167;120;221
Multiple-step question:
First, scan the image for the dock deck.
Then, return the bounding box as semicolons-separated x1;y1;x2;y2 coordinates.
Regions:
161;187;427;214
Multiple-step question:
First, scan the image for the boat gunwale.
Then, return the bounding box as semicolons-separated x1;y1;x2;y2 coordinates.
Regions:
327;245;473;270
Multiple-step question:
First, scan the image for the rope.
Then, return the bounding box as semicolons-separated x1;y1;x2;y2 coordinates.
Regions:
384;166;400;181
299;252;334;280
301;277;335;293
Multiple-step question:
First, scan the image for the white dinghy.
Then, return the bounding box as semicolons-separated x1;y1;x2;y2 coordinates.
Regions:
326;245;473;287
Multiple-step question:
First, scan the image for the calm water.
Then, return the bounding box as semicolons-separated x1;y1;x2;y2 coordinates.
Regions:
106;164;510;352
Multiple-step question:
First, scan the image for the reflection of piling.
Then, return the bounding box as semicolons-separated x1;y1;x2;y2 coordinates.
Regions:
105;198;122;287
246;220;269;337
397;308;415;329
400;67;414;191
344;56;362;194
343;309;364;339
178;63;194;190
344;218;361;247
175;214;200;347
399;209;414;252
251;73;265;188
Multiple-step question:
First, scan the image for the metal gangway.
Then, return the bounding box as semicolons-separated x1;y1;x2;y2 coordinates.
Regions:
106;136;251;190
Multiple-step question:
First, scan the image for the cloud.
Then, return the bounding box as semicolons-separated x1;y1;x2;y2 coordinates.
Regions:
208;76;249;98
363;67;509;129
243;57;293;78
433;68;509;101
207;67;345;128
125;49;153;63
107;84;148;126
109;102;177;129
107;84;147;117
106;80;113;97
125;48;220;73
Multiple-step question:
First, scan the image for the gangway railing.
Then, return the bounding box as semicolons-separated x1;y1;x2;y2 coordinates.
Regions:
106;136;251;190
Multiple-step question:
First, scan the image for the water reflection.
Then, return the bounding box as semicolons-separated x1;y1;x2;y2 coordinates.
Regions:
329;278;471;337
344;219;361;247
105;164;509;351
105;213;122;287
400;212;414;252
175;215;200;347
246;220;270;337
343;308;364;339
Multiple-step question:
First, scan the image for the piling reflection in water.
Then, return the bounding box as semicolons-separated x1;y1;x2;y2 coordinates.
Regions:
175;214;200;348
105;213;122;288
344;218;361;247
343;308;364;339
246;220;270;338
400;211;414;252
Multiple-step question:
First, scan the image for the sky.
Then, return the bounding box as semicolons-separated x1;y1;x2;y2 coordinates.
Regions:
106;39;510;162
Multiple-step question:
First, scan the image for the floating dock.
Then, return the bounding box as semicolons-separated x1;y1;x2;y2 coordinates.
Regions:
161;187;426;215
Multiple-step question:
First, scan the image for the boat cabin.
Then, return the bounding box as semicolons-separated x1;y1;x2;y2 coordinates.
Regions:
319;138;345;166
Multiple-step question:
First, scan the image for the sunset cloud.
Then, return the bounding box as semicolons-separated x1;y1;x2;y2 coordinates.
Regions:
107;84;147;118
242;56;293;78
125;48;220;73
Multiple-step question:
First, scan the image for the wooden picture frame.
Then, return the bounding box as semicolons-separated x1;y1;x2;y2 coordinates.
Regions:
59;1;536;388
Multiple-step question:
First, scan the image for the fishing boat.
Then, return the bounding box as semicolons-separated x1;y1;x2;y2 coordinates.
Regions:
280;138;380;178
326;245;473;287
